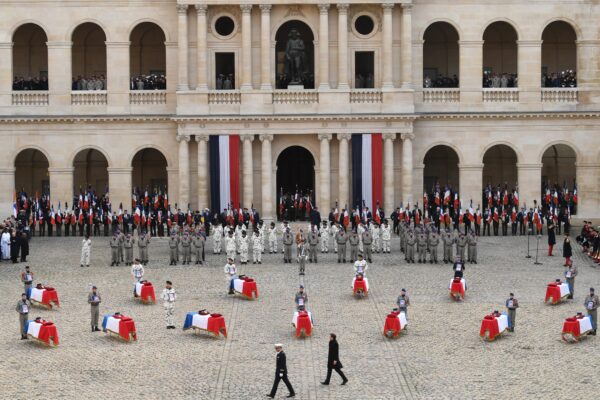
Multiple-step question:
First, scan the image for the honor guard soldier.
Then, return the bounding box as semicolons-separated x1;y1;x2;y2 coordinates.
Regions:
372;223;381;254
442;229;453;263
226;230;237;261
298;241;308;275
252;230;263;264
268;222;278;254
193;232;205;265
584;288;599;335
396;288;410;317
80;235;92;267
117;230;125;263
283;228;293;263
21;265;34;297
161;281;177;329
239;230;249;265
362;229;373;263
88;286;101;332
405;229;416;263
124;233;134;266
138;231;150;265
16;293;31;340
295;285;308;311
564;261;577;299
456;233;467;262
319;221;329;253
213;223;223;254
109;232;120;266
381;221;391;254
169;233;180;265
349;230;359;262
467;231;478;264
336;228;348;263
181;233;192;265
506;293;518;332
224;258;238;295
308;228;319;263
416;230;427;263
330;223;339;254
428;231;439;264
267;344;295;398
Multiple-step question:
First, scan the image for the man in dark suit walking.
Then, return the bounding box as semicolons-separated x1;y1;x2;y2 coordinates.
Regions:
267;344;295;398
321;333;348;385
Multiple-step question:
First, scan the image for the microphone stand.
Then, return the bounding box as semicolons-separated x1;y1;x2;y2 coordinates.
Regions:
526;227;532;258
534;234;543;265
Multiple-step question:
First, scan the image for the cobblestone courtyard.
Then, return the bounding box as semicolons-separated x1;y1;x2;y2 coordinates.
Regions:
1;233;598;399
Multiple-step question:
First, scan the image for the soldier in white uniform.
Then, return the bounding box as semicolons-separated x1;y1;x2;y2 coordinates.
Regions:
357;224;365;253
161;281;176;329
224;258;238;295
319;221;329;253
80;235;92;267
252;230;263;264
239;230;249;264
330;223;339;253
225;231;237;261
354;254;368;276
371;223;381;253
212;223;223;254
268;222;278;254
381;221;391;253
258;222;266;254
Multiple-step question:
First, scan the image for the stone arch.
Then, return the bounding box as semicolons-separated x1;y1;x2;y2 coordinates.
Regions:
479;18;521;41
275;144;316;220
72;148;109;195
66;19;111;42
128;144;172;168
538;140;580;164
71;22;108;81
541;21;577;87
7;20;50;42
480;141;522;164
482;144;519;189
14;148;50;195
274;19;316;89
129;22;167;81
539;18;581;41
422;21;460;87
12;145;53;168
423;145;460;192
131;147;169;195
12;23;49;84
482;20;519;86
271;16;318;43
128;18;171;42
419;141;464;166
420;18;462;41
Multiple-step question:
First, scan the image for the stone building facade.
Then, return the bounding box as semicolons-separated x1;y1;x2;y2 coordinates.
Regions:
0;0;598;221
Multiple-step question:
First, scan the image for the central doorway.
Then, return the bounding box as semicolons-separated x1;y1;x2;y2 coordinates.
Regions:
276;146;315;220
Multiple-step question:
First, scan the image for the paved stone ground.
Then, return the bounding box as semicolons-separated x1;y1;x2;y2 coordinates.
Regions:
0;231;599;399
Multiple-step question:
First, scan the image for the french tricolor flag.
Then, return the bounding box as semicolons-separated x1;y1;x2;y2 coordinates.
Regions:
351;134;383;211
209;135;241;212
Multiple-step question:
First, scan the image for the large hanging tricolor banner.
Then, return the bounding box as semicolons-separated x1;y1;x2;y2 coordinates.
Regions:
351;133;383;211
209;135;240;212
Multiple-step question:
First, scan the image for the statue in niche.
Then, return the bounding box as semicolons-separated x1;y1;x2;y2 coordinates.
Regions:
285;29;306;85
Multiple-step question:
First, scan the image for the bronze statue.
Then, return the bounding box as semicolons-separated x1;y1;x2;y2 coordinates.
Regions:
285;29;306;85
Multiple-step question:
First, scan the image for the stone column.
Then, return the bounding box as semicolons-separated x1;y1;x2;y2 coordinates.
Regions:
177;134;191;207
517;163;542;209
459;164;483;209
319;134;332;210
400;4;413;88
0;167;15;214
196;134;209;209
46;41;72;110
241;135;255;207
401;132;414;204
318;4;330;89
105;42;130;110
177;4;189;91
260;134;274;221
576;40;600;105
458;41;484;104
381;4;394;88
517;40;542;105
383;133;396;212
48;167;74;207
575;162;600;219
240;4;253;90
0;43;12;107
337;133;351;208
108;167;133;215
260;4;272;90
195;4;208;90
337;4;349;90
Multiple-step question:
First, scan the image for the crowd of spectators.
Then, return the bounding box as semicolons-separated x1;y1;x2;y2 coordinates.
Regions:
12;76;49;91
483;73;518;88
130;75;167;90
542;70;577;88
355;73;375;89
423;74;459;88
72;75;106;91
215;74;235;90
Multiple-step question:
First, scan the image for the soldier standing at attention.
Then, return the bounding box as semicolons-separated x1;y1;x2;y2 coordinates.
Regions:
118;230;125;263
181;232;192;265
308;228;319;263
79;235;92;268
109;232;120;266
298;240;308;276
428;230;439;264
88;286;101;332
405;228;416;263
467;230;478;264
319;221;329;253
124;233;134;266
336;228;348;263
226;230;237;261
21;265;34;297
584;288;599;335
239;230;249;265
268;222;278;254
161;281;177;329
252;230;262;264
362;228;373;263
456;233;467;262
349;230;359;263
381;221;391;254
193;232;205;265
169;233;180;265
138;231;150;265
506;292;518;332
16;293;31;340
416;230;427;263
283;228;293;263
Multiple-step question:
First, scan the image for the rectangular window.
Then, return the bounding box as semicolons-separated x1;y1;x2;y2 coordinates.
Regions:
215;53;235;90
354;51;374;88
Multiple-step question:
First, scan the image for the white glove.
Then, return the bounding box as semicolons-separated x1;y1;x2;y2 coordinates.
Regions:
279;373;283;378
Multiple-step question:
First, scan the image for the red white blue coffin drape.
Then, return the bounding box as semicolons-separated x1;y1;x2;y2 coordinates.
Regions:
352;134;383;211
209;135;240;212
